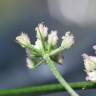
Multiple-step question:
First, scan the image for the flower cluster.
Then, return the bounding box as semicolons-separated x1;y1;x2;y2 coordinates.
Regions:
82;46;96;82
16;23;74;69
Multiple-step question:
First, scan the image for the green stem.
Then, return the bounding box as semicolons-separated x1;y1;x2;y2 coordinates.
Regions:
44;54;79;96
39;31;46;54
0;82;96;95
49;47;64;56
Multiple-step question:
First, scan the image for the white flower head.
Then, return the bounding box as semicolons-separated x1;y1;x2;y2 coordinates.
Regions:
82;53;96;72
82;53;96;82
35;23;48;39
61;31;74;49
48;30;58;46
16;32;31;47
34;39;42;49
86;71;96;82
26;57;35;69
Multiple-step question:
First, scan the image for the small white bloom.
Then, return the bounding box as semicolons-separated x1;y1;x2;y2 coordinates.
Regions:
86;71;96;82
82;53;96;82
34;39;42;49
35;23;48;39
48;30;58;46
26;57;35;69
61;31;74;49
82;53;96;72
16;32;31;47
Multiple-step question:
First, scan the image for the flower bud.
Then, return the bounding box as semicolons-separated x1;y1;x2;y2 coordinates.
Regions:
35;23;48;39
16;32;31;47
48;30;58;46
34;39;42;49
26;57;35;69
61;31;74;49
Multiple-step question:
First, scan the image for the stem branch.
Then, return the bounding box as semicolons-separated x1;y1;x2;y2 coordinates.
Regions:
44;54;79;96
49;47;64;56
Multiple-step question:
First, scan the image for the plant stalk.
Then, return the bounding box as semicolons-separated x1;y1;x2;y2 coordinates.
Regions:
0;82;96;95
44;54;79;96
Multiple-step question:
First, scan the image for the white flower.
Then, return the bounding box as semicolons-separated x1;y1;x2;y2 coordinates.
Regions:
35;23;48;39
61;31;74;49
16;32;31;47
86;71;96;82
82;53;96;72
26;57;35;69
34;39;42;49
82;53;96;82
48;30;58;46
